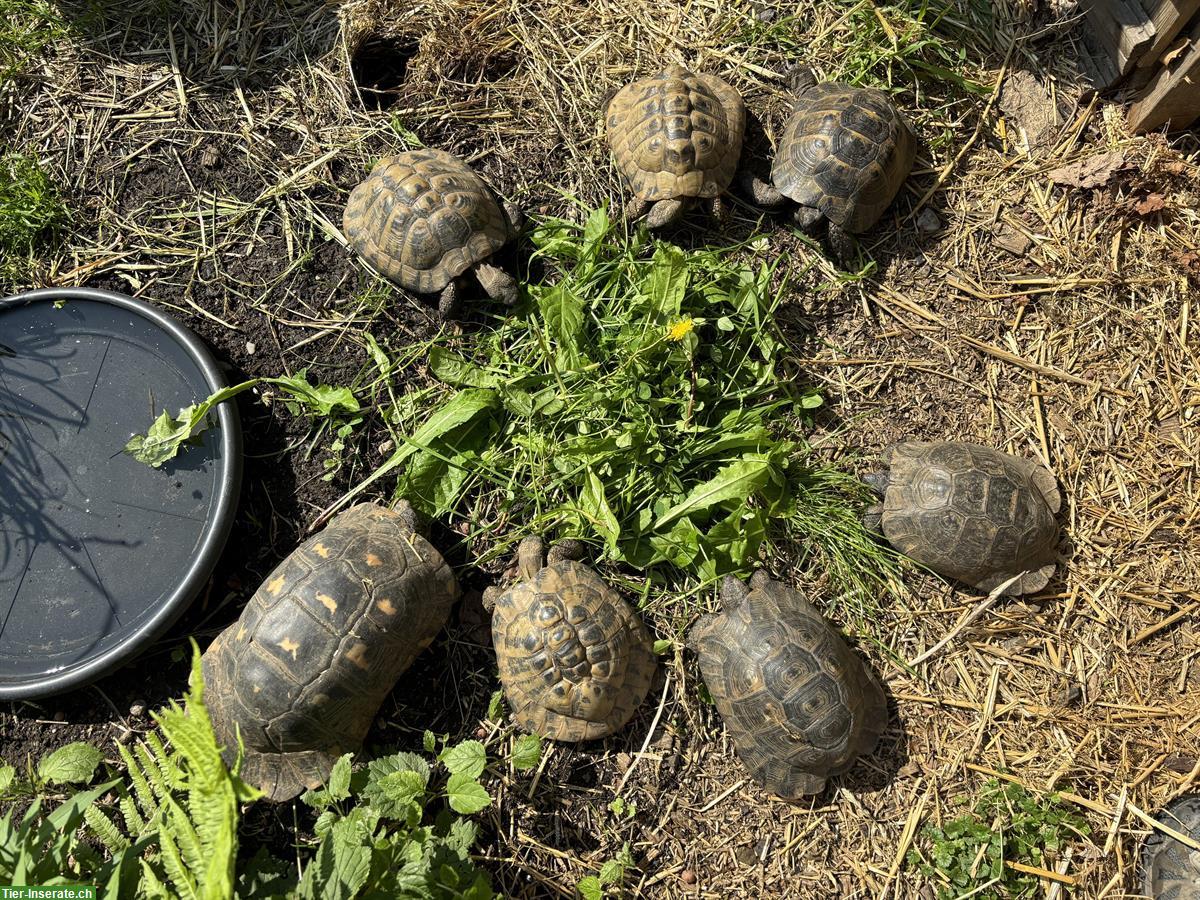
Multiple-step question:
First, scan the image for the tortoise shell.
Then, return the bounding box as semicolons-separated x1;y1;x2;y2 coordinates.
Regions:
491;554;655;741
771;81;915;233
689;573;887;798
606;64;746;201
202;502;459;801
872;442;1060;595
342;148;512;294
1140;795;1200;899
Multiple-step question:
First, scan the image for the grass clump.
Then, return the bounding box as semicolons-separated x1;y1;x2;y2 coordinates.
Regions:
0;152;68;262
906;779;1090;898
0;0;67;83
348;206;900;604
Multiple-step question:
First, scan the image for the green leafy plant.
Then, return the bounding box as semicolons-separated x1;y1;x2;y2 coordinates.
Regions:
288;730;543;899
0;643;256;897
906;779;1090;899
577;842;633;900
0;0;68;84
338;206;899;602
125;371;360;468
0;152;69;262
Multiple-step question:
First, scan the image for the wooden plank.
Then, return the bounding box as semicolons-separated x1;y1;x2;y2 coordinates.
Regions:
1138;0;1200;65
1081;0;1159;73
1128;17;1200;130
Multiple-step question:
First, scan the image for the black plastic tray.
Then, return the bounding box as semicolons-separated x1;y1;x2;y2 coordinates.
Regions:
0;288;241;699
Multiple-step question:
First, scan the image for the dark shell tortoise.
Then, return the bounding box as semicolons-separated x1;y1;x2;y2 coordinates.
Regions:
202;502;459;801
689;572;887;798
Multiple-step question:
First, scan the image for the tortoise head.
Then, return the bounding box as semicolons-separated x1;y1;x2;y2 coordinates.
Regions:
790;66;819;96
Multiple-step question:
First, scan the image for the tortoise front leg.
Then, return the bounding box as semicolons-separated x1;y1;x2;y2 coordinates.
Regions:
546;538;586;566
645;198;687;229
719;574;751;612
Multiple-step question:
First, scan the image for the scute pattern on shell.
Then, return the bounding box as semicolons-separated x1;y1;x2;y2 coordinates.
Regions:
491;561;655;741
772;83;915;233
1141;795;1200;900
878;442;1060;594
690;577;886;799
342;148;510;294
202;503;459;801
606;64;746;201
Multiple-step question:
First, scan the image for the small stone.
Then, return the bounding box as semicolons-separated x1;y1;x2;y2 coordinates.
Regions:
117;728;135;745
200;144;222;169
129;701;146;717
734;845;758;867
245;341;256;355
615;752;633;772
917;208;942;234
474;726;488;740
681;869;697;886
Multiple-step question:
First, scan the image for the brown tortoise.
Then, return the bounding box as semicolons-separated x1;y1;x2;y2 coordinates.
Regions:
484;537;655;741
864;442;1061;596
606;64;746;228
747;68;915;264
1140;795;1200;899
689;572;887;798
342;149;520;318
202;502;459;801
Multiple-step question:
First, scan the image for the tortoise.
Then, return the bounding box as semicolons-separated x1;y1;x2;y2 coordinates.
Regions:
483;537;656;741
201;501;459;801
745;68;916;264
864;441;1061;596
688;572;887;799
606;64;746;228
342;148;521;318
1140;795;1200;899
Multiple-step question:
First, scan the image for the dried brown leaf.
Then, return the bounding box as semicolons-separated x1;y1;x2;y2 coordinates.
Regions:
1048;151;1125;188
1134;193;1167;215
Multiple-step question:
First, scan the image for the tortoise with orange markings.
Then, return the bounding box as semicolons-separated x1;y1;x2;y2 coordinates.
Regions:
342;148;520;317
484;537;656;741
201;502;459;801
606;64;746;228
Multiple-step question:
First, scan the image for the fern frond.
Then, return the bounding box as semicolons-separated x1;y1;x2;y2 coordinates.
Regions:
119;793;146;836
117;740;157;819
139;856;172;900
83;804;130;854
158;827;201;900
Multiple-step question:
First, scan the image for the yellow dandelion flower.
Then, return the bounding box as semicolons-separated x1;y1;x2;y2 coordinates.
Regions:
667;318;695;341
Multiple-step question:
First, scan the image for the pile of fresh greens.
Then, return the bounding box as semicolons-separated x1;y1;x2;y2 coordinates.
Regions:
345;206;897;601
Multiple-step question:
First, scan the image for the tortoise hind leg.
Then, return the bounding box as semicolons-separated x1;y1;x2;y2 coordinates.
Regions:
645;198;687;229
235;746;341;803
475;261;519;306
547;539;586;565
437;279;462;321
739;170;787;208
1012;562;1056;597
826;222;858;268
623;196;652;222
